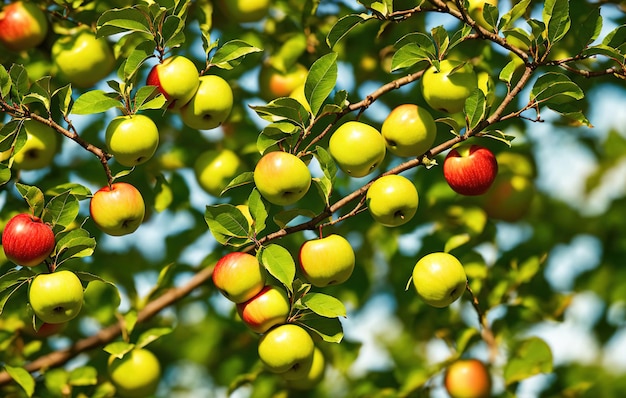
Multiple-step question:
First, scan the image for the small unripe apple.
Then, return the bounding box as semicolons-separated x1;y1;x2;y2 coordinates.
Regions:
467;0;499;30
216;0;271;23
146;55;199;110
259;63;308;101
258;323;315;374
89;182;146;236
366;175;419;227
237;285;291;334
421;59;478;114
108;348;161;398
253;151;311;206
329;121;386;178
412;252;467;308
12;120;58;170
2;213;55;267
212;252;266;303
194;148;243;197
443;144;498;196
105;114;159;167
0;1;48;52
381;104;437;157
299;234;355;287
180;75;233;130
444;359;492;398
29;270;84;324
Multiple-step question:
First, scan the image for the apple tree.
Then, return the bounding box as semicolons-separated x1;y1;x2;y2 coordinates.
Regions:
1;0;626;397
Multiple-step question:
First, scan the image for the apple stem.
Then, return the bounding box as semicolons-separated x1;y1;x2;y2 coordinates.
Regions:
466;282;498;363
46;260;56;273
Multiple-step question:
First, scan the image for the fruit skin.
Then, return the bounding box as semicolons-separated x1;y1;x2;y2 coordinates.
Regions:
366;175;419;227
146;55;199;110
381;104;437;157
0;1;48;51
258;324;315;375
329;121;386;178
421;59;478;114
2;213;55;267
52;29;115;88
443;144;498;196
467;0;499;30
412;252;467;308
212;252;266;303
180;75;233;130
217;0;270;23
194;149;243;196
108;348;161;398
253;151;311;206
259;63;308;101
236;285;291;334
89;182;145;236
444;359;492;398
28;270;84;324
299;234;355;287
285;346;326;389
105;114;159;167
12;120;58;170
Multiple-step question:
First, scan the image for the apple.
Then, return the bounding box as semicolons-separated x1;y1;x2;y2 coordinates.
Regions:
258;323;315;374
299;234;355;287
2;213;55;267
444;359;492;398
284;346;326;388
89;182;145;236
52;28;116;88
11;120;58;170
105;114;159;167
0;1;48;51
216;0;270;23
146;55;199;110
108;348;161;398
212;252;266;303
236;285;291;334
194;148;243;196
329;121;386;178
180;75;233;130
467;0;498;30
421;59;478;114
253;151;311;206
259;63;308;101
412;252;467;308
443;144;498;196
381;104;437;157
366;175;419;227
29;270;84;324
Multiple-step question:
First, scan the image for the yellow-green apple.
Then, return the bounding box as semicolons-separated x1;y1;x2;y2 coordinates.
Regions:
212;252;266;303
89;182;145;236
105;114;159;167
108;348;161;398
180;75;233;130
216;0;270;23
0;1;48;51
2;213;55;267
29;270;84;324
381;104;437;157
194;148;243;196
236;285;291;334
259;63;308;101
443;144;498;196
52;29;115;88
146;55;199;110
12;120;58;170
329;121;386;178
299;234;355;287
253;151;311;206
412;252;467;308
258;323;315;374
366;175;419;227
284;346;326;388
444;359;492;398
421;59;478;114
467;0;498;30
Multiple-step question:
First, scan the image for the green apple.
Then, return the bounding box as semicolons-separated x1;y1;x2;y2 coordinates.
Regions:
284;346;326;388
259;63;308;101
444;359;492;398
366;175;419;227
299;234;355;287
329;121;386;178
217;0;270;23
212;252;266;303
237;285;291;334
412;252;467;308
253;151;311;206
421;59;478;114
105;114;159;167
89;182;145;236
381;104;437;157
467;0;498;30
52;28;116;88
258;323;315;374
12;120;58;170
108;348;161;398
194;148;243;196
146;55;199;110
29;270;84;324
0;1;48;51
180;75;233;130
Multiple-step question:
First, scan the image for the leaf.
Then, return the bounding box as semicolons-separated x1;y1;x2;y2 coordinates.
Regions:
480;3;499;31
162;15;187;50
257;122;301;154
153;174;173;212
71;90;122;115
504;337;553;385
464;88;487;132
273;208;317;229
305;52;338;116
431;26;450;58
52;84;73;116
15;183;45;216
4;365;35;397
548;103;592;127
248;189;269;235
251;97;309;127
542;0;571;44
301;292;347;318
0;164;10;187
55;229;97;263
9;64;29;103
391;34;435;72
0;64;10;99
136;327;173;349
120;40;156;82
298;314;344;343
221;171;254;195
0;269;33;315
68;366;97;387
204;204;251;246
46;183;92;201
103;342;135;359
444;233;471;253
326;13;373;49
313;146;337;203
97;7;152;37
210;40;262;70
43;190;79;230
530;72;584;106
23;77;52;111
258;244;296;292
499;0;531;30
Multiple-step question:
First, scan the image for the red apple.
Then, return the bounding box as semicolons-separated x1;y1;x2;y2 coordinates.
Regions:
444;359;492;398
443;144;498;196
0;2;48;52
146;55;199;110
89;182;145;236
212;252;266;303
236;285;291;334
2;213;55;267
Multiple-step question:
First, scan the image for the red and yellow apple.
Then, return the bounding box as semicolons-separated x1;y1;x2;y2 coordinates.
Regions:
212;252;266;303
146;55;199;110
2;213;55;267
443;144;498;196
444;359;492;398
237;285;291;334
0;1;48;51
89;182;145;236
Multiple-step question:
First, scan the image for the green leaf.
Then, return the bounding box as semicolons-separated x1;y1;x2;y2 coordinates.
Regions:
391;32;436;72
221;171;254;195
15;183;45;216
55;229;97;263
444;233;471;253
464;88;487;132
548;103;592;127
313;146;337;203
9;64;29;103
602;25;626;54
326;13;374;49
23;77;52;111
103;342;135;359
97;7;152;37
301;292;346;318
0;64;10;99
134;85;166;112
46;183;92;201
305;52;338;116
154;174;173;212
258;244;296;293
136;327;173;349
504;337;553;385
4;365;35;397
0;164;10;187
431;26;450;58
251;97;309;127
248;189;269;235
43;190;79;230
68;366;97;387
273;208;317;229
257;122;301;154
298;313;344;343
499;0;531;30
530;72;583;106
52;84;73;116
71;90;122;115
162;15;187;49
121;41;157;83
480;3;499;31
210;40;262;70
542;0;571;44
204;204;251;246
